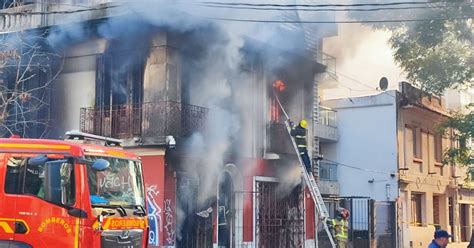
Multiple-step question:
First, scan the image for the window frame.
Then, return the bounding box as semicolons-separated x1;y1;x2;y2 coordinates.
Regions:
411;192;423;227
406;125;422;160
4;156;76;207
434;134;443;164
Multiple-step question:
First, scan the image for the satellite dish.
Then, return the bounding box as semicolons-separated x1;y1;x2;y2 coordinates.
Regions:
379;77;389;91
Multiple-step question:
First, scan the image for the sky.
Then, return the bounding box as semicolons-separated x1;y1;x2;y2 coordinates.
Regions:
322;21;408;100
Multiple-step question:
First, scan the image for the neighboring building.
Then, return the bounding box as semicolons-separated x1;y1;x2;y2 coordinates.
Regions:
445;88;474;113
0;1;341;248
323;82;474;248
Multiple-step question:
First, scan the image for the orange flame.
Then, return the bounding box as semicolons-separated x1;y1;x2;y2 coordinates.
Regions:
273;80;286;92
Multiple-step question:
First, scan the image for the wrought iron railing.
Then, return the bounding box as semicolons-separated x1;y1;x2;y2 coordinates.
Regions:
80;101;208;140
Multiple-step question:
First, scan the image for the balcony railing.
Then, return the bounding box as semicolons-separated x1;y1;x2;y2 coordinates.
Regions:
80;102;208;141
319;162;338;182
319;107;337;127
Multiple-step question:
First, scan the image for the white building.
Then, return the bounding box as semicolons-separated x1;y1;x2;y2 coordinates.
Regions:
323;82;474;248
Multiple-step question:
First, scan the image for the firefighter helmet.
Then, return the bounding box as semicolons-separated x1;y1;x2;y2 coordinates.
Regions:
300;119;307;129
337;207;350;220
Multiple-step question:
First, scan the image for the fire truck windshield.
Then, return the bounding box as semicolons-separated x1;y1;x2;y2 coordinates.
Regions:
86;156;145;208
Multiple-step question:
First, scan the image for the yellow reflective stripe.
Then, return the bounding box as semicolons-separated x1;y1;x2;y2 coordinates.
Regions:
0;218;29;234
295;135;306;138
333;219;348;239
0;221;13;234
0;143;70;150
336;220;348;238
74;218;80;248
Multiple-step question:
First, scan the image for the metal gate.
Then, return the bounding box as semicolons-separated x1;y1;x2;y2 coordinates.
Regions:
317;198;396;248
255;180;305;248
372;201;396;248
345;197;371;248
316;197;371;248
176;174;213;248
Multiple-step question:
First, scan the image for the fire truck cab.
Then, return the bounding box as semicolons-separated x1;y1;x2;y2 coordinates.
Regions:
0;132;148;248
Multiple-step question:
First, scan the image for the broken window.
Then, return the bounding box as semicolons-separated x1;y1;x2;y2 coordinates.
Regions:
95;53;144;107
94;49;145;138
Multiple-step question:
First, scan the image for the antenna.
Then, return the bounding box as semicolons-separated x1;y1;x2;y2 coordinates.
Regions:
379;77;389;91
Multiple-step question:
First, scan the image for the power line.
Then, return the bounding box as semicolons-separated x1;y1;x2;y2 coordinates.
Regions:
199;1;456;8
322;158;395;175
208;15;473;24
335;71;377;91
194;3;472;12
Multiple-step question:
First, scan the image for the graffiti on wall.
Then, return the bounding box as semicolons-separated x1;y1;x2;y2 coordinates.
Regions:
146;185;162;246
164;199;176;245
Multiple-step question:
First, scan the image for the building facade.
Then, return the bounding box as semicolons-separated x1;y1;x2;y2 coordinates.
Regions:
0;1;341;247
324;82;473;248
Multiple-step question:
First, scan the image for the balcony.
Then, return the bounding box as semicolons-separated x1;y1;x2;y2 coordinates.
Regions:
318;162;340;196
80;101;208;146
315;107;338;142
0;1;120;32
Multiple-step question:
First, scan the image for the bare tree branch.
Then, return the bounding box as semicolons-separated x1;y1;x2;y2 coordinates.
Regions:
0;0;64;138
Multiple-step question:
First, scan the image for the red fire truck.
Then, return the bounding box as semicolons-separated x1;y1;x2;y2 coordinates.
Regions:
0;131;149;248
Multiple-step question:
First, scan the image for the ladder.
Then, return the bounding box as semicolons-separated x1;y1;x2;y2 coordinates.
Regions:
273;91;336;248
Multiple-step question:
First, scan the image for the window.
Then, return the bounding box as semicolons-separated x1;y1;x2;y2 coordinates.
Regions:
434;134;443;163
413;129;422;159
5;157;24;194
433;196;440;230
461;204;469;242
4;156;75;206
406;126;422;159
470;167;474;182
449;197;455;240
319;162;337;182
411;193;423;226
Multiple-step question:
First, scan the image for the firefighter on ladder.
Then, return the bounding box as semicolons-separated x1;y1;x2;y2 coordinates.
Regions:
328;207;350;248
289;119;311;173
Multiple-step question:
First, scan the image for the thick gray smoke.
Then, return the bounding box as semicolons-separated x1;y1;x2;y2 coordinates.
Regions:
43;0;334;239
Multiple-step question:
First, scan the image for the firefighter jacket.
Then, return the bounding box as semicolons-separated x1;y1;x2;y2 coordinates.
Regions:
331;218;348;240
290;125;307;154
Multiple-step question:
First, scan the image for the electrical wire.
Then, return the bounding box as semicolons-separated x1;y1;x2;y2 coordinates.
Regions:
198;1;456;8
194;3;472;12
208;15;472;24
322;158;395;175
0;2;470;25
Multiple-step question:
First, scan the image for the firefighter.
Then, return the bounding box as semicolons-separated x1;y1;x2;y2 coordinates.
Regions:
289;119;311;173
328;207;349;248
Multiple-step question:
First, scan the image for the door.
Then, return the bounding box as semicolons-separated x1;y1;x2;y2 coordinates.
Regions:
12;158;80;247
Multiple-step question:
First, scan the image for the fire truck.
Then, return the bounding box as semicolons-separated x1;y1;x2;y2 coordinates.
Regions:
0;131;149;248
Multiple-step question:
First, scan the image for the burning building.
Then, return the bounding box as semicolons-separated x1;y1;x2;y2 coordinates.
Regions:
0;1;341;247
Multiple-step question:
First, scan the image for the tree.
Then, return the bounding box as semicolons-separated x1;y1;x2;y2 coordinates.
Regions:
0;1;63;138
352;0;472;166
